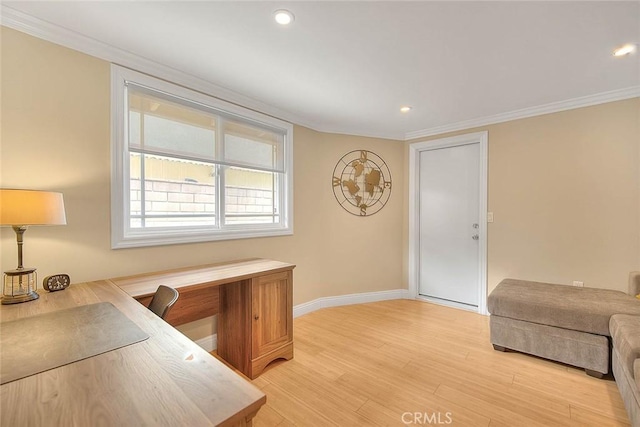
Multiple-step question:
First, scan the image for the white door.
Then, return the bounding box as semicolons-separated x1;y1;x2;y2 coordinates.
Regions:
418;143;480;307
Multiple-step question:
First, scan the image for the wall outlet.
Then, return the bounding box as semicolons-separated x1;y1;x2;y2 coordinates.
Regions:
487;212;494;223
572;281;584;287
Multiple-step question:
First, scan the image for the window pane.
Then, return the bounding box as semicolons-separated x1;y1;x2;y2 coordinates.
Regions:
114;67;293;248
141;216;216;228
224;167;279;225
129;111;141;147
130;152;142;222
130;153;216;228
128;89;216;160
224;120;284;172
142;115;215;160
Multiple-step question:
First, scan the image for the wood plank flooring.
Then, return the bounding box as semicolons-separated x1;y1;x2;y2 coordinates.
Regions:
249;299;630;426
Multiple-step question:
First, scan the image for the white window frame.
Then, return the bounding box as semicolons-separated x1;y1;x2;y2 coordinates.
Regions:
111;65;294;249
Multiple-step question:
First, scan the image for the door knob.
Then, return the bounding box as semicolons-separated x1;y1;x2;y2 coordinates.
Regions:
472;234;479;240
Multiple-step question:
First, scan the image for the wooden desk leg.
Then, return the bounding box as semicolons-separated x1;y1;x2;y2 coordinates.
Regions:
244;412;256;427
218;280;252;376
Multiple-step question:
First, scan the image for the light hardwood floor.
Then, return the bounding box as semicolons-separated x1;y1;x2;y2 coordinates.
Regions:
248;299;630;427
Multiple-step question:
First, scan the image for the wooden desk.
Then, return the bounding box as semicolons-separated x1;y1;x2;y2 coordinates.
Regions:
112;258;295;379
0;279;265;426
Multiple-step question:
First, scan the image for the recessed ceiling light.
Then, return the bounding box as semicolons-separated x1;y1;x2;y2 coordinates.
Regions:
274;10;294;25
400;106;412;113
613;44;636;57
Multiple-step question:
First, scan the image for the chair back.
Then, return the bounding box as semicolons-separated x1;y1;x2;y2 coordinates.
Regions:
148;285;179;320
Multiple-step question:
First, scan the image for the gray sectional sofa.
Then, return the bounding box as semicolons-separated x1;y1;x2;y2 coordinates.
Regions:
488;272;640;426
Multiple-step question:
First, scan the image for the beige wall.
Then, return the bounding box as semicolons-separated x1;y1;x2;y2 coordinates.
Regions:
2;26;638;343
406;98;640;294
0;28;404;339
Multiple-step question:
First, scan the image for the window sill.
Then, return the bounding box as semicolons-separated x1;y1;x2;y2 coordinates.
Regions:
111;226;293;249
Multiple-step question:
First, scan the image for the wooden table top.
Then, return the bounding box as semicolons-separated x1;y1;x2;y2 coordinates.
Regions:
0;279;266;426
112;258;296;298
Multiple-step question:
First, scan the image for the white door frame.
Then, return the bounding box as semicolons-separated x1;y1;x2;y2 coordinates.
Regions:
408;131;488;315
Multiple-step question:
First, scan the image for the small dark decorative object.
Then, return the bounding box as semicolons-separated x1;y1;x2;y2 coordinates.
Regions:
43;274;71;292
332;150;392;216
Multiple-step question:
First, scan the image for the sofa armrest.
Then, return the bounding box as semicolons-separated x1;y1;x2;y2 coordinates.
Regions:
630;271;640;298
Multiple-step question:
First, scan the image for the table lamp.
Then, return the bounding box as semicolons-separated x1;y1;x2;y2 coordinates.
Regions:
0;189;66;304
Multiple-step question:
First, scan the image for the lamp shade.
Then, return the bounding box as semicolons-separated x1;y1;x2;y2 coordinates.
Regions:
0;189;67;226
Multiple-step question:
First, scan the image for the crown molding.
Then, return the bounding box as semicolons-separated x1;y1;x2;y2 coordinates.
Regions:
405;86;640;141
0;5;321;132
3;5;637;143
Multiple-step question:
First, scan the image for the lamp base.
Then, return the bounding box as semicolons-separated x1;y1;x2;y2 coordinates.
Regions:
2;268;38;305
1;291;39;305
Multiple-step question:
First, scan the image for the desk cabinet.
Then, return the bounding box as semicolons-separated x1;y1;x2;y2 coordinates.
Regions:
112;258;295;380
219;270;293;379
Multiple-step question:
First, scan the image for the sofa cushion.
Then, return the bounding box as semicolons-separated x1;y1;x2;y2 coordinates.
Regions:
491;315;609;374
635;359;640;390
610;314;640;381
488;279;640;336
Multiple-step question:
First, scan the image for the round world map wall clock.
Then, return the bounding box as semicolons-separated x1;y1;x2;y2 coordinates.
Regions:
332;150;392;216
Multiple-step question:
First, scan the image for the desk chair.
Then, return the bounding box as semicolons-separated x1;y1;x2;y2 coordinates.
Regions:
148;285;179;320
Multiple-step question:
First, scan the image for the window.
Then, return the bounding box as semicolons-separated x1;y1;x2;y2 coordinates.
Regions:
111;66;293;248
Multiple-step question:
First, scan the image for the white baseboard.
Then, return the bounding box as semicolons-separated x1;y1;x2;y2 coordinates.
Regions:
293;288;410;318
192;288;410;352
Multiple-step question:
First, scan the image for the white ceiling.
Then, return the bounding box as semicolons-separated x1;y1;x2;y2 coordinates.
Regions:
3;1;639;140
